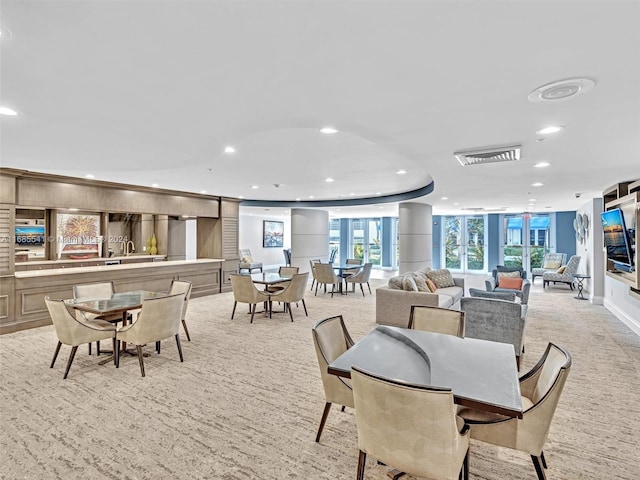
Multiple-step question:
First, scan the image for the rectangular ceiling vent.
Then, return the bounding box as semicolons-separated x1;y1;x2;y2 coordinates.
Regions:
454;144;521;166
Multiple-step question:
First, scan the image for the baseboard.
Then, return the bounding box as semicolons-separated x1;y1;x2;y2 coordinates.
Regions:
604;299;640;337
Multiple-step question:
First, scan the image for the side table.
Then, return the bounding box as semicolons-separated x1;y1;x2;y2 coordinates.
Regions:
572;274;590;300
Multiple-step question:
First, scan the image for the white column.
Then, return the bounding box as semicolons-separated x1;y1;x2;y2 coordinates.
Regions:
291;208;329;273
399;202;432;274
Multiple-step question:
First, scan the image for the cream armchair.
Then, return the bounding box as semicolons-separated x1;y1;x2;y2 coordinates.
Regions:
351;366;470;480
73;281;121;355
229;273;274;323
169;280;193;341
313;263;342;297
45;297;116;379
115;292;185;377
408;305;465;337
312;315;355;442
458;342;572;480
269;272;309;321
345;262;373;296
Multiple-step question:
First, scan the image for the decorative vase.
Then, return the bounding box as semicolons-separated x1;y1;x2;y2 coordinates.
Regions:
149;234;158;255
146;237;152;254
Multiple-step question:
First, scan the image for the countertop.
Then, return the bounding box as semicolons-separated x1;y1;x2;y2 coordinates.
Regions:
14;258;224;278
16;255;167;266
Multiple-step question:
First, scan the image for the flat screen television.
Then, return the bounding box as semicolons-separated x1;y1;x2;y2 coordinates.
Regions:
15;225;46;246
601;208;634;270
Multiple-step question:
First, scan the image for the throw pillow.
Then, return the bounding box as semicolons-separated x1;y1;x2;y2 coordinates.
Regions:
425;278;437;293
426;269;456;288
498;277;523;289
402;273;418;291
388;276;404;290
556;265;567;274
497;270;521;280
242;255;253;263
411;272;430;292
543;261;562;269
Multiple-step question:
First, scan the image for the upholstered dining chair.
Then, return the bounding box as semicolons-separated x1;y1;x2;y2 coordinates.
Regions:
351;366;470;480
269;272;309;321
312;315;355;443
115;292;185;377
342;258;363;290
229;273;274;323
309;259;321;292
282;248;292;266
543;255;582;290
169;280;192;341
408;305;465;337
313;263;342;297
458;342;572;480
345;262;373;296
45;296;117;379
531;252;567;284
73;281;121;355
267;266;299;293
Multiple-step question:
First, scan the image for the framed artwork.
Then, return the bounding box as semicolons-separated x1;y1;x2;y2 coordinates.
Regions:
263;220;284;248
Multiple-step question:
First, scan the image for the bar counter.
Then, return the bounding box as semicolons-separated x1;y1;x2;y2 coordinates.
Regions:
3;259;225;334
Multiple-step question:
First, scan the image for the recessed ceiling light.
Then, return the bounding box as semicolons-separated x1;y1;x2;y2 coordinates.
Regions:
534;162;550;168
536;126;563;135
441;197;448;200
532;182;544;187
0;106;18;116
84;174;95;179
396;169;407;175
529;198;537;202
151;183;159;188
528;78;596;103
325;177;334;182
200;190;207;194
224;146;236;154
375;192;382;195
295;198;301;201
453;202;459;206
349;193;356;196
250;185;259;189
309;195;315;199
68;208;79;212
238;195;244;199
320;127;338;134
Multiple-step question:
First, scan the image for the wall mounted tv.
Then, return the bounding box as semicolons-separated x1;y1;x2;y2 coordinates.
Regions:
15;225;46;246
601;208;634;270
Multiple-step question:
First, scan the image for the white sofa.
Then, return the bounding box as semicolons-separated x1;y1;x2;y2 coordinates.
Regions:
376;269;464;327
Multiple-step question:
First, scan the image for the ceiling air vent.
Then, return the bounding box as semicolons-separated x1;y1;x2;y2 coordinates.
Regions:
454;144;521;166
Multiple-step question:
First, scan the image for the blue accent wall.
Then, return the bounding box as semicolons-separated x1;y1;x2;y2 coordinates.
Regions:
339;219;350;261
487;214;501;269
432;216;442;269
382;217;394;267
556;211;577;258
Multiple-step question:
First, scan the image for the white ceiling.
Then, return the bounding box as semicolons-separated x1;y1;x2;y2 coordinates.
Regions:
1;1;639;220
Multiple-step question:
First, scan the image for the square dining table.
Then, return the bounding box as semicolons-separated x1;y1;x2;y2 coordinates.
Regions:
328;325;523;418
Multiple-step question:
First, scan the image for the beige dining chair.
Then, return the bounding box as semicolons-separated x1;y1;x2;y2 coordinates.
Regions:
169;279;193;341
309;259;321;292
45;296;117;379
229;273;274;323
342;258;363;291
269;272;308;321
345;262;373;296
267;266;299;293
313;263;342;297
312;315;355;442
351;366;470;480
408;305;465;337
115;292;185;377
457;342;572;480
73;281;121;355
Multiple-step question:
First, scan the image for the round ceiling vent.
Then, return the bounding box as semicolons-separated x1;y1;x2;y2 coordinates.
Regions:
528;78;596;103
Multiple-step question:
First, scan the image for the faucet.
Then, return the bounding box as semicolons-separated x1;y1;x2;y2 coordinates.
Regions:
122;241;135;256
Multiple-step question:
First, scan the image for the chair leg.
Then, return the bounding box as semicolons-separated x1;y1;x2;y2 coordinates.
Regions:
156;341;161;354
310;279;315;292
136;345;145;377
88;342;92;356
231;301;237;319
463;449;469;480
531;455;547;480
288;303;294;322
315;402;332;442
360;283;365;296
112;337;117;365
115;340;121;368
175;334;184;362
50;341;62;368
541;451;548;469
367;282;371;294
97;340;101;356
250;304;256;324
315;283;319;296
182;319;191;341
302;299;308;316
63;346;78;379
356;450;367;480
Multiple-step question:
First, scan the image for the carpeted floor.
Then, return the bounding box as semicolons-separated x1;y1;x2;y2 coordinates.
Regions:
1;275;639;479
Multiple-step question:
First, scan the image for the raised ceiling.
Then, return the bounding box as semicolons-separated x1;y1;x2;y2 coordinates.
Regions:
1;1;639;218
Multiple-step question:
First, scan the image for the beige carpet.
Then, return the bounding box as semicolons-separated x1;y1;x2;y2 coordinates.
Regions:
1;275;639;480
